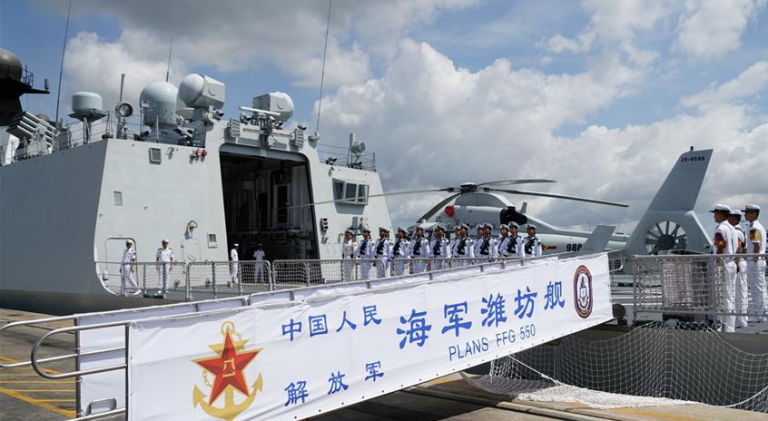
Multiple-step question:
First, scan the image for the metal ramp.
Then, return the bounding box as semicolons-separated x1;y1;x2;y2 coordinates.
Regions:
0;253;613;421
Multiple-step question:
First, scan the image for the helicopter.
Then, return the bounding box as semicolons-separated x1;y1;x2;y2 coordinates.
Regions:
302;148;713;258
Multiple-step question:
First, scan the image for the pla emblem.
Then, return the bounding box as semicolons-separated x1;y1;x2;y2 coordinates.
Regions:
193;321;263;421
573;265;593;318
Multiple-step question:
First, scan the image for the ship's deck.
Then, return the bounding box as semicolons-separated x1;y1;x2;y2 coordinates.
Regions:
2;308;765;421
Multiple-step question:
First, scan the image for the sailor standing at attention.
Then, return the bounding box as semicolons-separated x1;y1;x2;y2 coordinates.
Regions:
524;224;543;258
155;239;174;296
356;228;373;280
743;204;767;322
430;224;451;270
229;243;240;287
506;222;525;259
497;224;511;257
409;226;430;273
451;223;474;266
374;227;393;278
711;204;737;332
477;223;498;259
392;227;410;276
728;210;749;328
473;225;485;258
342;230;357;281
120;240;140;296
253;243;266;283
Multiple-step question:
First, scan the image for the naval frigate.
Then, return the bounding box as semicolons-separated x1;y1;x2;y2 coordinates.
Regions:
0;49;393;314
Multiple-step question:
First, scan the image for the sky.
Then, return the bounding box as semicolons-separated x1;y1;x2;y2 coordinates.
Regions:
1;0;767;231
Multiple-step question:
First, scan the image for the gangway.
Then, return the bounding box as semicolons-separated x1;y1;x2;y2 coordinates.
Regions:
0;253;613;421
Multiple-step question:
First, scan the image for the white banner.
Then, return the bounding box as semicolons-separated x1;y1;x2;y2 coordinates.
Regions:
128;254;612;421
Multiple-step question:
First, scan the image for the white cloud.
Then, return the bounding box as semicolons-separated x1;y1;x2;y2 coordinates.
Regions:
680;61;768;109
675;0;766;60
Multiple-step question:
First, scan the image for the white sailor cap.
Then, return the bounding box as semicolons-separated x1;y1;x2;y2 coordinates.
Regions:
709;204;731;213
161;239;169;243
362;227;372;233
483;223;494;230
345;229;355;235
397;226;407;233
379;227;390;233
526;224;537;230
728;210;742;218
509;222;519;228
234;243;239;247
499;224;509;230
743;204;761;212
125;239;133;244
461;223;470;230
475;224;484;231
434;224;445;231
415;225;425;231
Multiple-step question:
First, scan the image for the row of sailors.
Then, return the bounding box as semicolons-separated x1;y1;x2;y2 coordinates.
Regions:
341;223;543;279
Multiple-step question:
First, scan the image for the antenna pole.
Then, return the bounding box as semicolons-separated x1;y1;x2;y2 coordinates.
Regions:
165;35;174;83
315;0;333;133
54;0;73;126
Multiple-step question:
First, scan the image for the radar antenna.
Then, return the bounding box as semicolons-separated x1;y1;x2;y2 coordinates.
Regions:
315;0;333;134
54;0;72;126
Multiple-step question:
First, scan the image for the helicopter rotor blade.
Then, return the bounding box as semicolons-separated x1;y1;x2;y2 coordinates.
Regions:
416;193;461;222
490;188;629;208
288;188;452;209
478;179;556;187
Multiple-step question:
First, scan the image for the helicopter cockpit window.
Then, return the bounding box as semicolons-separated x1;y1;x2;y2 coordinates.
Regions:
332;179;369;205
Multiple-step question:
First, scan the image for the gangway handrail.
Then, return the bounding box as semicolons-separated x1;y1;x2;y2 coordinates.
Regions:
0;315;77;368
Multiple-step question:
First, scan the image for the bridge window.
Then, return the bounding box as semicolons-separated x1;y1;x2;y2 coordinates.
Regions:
333;179;369;205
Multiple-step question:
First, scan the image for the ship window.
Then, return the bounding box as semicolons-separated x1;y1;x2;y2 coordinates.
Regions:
149;148;162;164
113;191;123;207
332;179;368;205
207;233;218;248
356;184;369;204
333;180;344;201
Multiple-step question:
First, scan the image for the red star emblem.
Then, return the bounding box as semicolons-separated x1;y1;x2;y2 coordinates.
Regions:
194;331;260;404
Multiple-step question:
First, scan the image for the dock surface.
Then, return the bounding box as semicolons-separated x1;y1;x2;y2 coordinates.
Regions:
1;308;766;421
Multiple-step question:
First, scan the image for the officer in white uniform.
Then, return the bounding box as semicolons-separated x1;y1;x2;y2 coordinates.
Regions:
477;223;497;259
409;226;429;273
451;223;474;266
253;243;266;282
355;228;373;280
341;230;356;281
374;227;393;278
728;210;748;328
711;204;737;332
497;224;511;257
229;243;240;286
430;224;451;270
743;204;767;322
524;224;543;258
392;227;410;276
120;240;140;296
473;225;484;258
155;239;174;296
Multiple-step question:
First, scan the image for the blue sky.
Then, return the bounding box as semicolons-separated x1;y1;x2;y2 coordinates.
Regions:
2;0;767;229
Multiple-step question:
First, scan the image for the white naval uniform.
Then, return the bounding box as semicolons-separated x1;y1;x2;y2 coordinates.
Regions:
451;237;474;267
341;240;356;281
253;250;266;282
524;235;543;258
732;224;748;328
120;247;138;296
747;220;767;321
155;247;174;293
374;238;393;278
476;236;498;259
355;239;374;280
713;222;737;332
391;238;410;276
409;237;430;273
229;248;240;284
498;235;525;259
473;235;484;258
430;237;451;270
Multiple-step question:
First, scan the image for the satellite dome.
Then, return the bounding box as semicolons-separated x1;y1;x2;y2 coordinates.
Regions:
178;73;225;109
140;81;179;127
72;92;104;114
0;49;22;82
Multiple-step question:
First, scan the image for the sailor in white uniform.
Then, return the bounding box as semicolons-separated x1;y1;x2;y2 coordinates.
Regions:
743;204;767;322
155;239;174;295
728;211;748;328
451;223;473;266
374;227;393;278
342;230;357;281
473;225;485;258
524;224;543;258
711;204;737;332
355;228;373;280
253;243;266;282
503;223;525;259
497;224;511;258
229;244;240;286
477;223;497;259
392;227;410;276
409;226;430;273
430;224;451;270
120;240;140;296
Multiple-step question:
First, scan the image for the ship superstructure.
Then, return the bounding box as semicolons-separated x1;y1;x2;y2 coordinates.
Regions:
0;49;392;313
